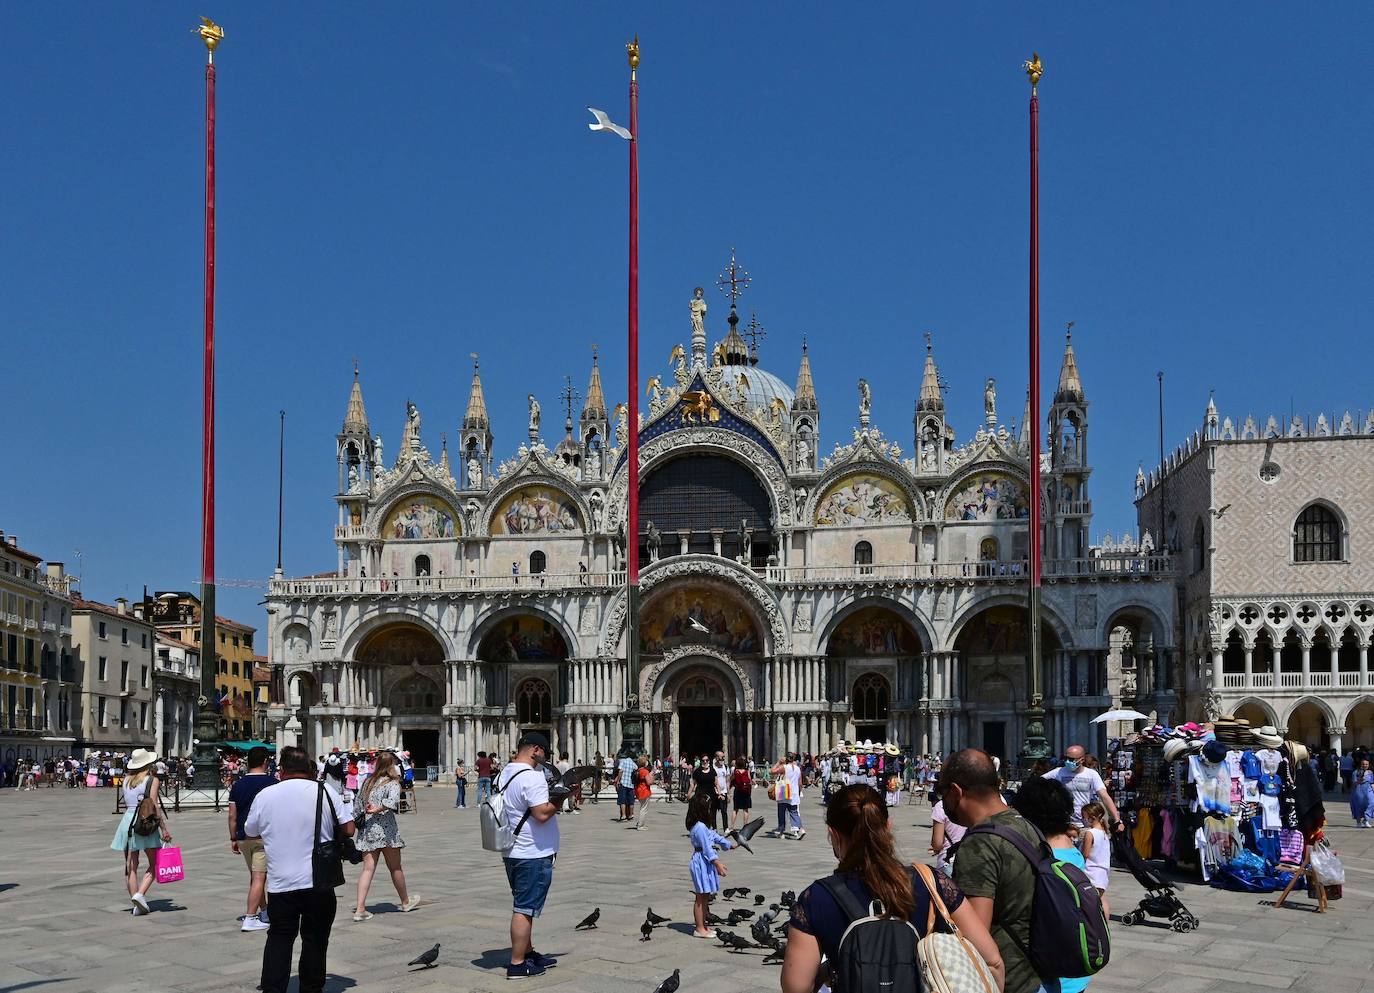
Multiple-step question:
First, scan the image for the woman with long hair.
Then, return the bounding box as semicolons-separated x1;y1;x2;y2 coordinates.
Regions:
351;750;420;921
730;755;753;830
108;748;172;916
781;784;1005;993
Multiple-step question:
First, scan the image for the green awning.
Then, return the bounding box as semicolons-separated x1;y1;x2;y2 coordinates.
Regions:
220;740;277;752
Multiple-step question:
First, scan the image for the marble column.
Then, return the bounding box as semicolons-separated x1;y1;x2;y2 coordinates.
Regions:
1211;649;1224;691
1301;642;1312;687
1360;642;1369;688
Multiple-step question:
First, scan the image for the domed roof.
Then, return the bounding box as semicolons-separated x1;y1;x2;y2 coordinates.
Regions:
737;365;795;425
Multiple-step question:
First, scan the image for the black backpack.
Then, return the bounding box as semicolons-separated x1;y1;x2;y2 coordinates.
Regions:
964;819;1110;980
818;867;923;993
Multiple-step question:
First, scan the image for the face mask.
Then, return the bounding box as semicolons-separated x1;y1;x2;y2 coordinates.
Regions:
1063;759;1080;774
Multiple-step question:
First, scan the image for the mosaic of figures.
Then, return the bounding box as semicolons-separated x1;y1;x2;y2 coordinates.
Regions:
383;496;460;540
356;624;444;665
826;607;921;657
945;473;1030;522
956;605;1039;654
492;486;582;535
814;474;912;527
478;615;570;662
641;586;763;655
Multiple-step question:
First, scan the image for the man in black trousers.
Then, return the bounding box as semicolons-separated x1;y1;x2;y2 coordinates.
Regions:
244;746;356;993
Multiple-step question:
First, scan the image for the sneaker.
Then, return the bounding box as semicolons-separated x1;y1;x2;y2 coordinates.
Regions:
257;908;269;923
796;828;807;840
528;950;558;968
352;911;373;923
131;893;150;914
241;917;270;932
401;895;422;912
506;960;546;979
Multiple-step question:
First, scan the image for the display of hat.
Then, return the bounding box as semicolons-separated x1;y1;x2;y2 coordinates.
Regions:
1200;740;1229;764
127;748;159;771
1252;725;1283;749
885;743;900;756
862;739;874;750
1162;738;1191;763
1284;740;1310;764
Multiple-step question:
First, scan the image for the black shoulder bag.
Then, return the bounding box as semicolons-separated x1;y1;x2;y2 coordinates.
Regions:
312;781;362;890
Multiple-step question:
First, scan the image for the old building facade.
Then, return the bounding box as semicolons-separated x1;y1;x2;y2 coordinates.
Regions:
151;633;200;758
0;531;78;764
1137;401;1374;752
141;592;257;740
268;276;1175;769
71;598;157;752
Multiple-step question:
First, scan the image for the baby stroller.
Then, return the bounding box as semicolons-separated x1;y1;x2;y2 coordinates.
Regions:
1112;832;1200;932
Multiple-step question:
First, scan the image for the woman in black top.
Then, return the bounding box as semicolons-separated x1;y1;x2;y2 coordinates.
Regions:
781;784;1005;993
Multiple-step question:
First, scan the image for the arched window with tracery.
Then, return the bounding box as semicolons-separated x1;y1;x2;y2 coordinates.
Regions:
529;550;547;575
413;554;431;576
1294;504;1341;562
1192;519;1206;574
854;541;873;574
516;678;552;726
393;674;439;712
852;673;890;723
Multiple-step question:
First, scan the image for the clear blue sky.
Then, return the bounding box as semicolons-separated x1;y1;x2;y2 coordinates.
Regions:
4;6;1372;626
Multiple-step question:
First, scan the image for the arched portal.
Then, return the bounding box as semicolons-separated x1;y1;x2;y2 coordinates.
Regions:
1345;698;1374;750
389;671;443;771
475;612;570;711
516;678;553;741
954;604;1064;762
638;453;773;566
639;582;764;657
852;672;891;744
356;624;444;666
1285;699;1332;750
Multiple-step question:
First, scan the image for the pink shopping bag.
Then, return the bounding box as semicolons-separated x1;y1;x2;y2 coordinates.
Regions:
154;846;185;884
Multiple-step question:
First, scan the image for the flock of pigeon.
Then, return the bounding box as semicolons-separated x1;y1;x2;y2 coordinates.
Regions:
574;886;799;990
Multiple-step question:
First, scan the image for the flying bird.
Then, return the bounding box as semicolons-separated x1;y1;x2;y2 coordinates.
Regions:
587;107;632;140
640;919;654;941
575;908;600;930
687;617;711;634
407;943;440;969
652;969;681;993
646;907;670;926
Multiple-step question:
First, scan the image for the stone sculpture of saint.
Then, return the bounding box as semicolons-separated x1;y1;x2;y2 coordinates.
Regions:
858;379;872;421
589;489;604;531
587;446;602;479
405;400;422;450
983;378;997;423
528;394;541;435
739;519;752;562
796;438;811;471
373;434;384;468
690;286;707;348
467;457;482;488
646;520;662;563
347;465;359;492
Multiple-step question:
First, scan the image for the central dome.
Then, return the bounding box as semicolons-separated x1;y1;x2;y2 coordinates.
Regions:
737;365;795;422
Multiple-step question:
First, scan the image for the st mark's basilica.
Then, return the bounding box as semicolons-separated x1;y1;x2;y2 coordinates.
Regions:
266;264;1177;771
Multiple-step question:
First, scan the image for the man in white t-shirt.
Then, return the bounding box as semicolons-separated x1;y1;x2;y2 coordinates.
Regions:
1041;744;1122;829
497;731;560;980
244;746;355;993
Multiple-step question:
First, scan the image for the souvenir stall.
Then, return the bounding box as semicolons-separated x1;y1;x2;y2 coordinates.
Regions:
1108;716;1339;911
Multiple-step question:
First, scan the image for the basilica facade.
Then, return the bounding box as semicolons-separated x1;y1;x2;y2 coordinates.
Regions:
266;279;1176;771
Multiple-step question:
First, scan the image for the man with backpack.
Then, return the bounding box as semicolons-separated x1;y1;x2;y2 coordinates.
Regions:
492;732;560;980
939;749;1109;993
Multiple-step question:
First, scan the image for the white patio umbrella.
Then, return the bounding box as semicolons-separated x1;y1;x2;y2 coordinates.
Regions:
1090;708;1151;724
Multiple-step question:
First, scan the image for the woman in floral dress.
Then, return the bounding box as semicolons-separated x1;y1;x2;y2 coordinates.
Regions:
351;750;420;921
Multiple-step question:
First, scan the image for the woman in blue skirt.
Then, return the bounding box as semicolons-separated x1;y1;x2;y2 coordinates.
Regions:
108;748;172;916
1351;758;1374;828
686;790;734;937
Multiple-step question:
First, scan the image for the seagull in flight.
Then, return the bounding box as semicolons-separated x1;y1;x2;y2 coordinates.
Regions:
587;107;632;140
688;617;710;634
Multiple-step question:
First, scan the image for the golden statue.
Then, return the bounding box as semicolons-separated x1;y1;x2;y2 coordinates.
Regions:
196;16;225;56
711;342;727;366
627;34;640;72
1024;52;1043;89
668;344;686;367
680;391;720;425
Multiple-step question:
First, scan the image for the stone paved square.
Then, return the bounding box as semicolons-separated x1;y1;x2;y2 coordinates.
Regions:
4;787;1373;993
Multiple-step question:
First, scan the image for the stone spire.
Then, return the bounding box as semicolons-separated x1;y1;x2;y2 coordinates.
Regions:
917;333;943;412
1018;388;1032;451
342;362;370;435
582;349;607;421
792;338;817;412
463;357;489;430
438;433;451;475
1054;328;1085;404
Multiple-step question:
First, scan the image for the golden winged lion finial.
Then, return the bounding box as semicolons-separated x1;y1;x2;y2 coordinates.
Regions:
627;35;640;72
1024;52;1043;89
195;16;225;55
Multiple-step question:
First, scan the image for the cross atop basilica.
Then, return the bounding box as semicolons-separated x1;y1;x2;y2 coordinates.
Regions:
716;247;751;306
558;375;581;427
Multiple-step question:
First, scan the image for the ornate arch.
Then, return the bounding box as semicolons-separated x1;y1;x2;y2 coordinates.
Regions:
364;477;463;539
340;611;456;662
1282;695;1338;729
481;460;589;538
466;604;578;662
945;591;1073;653
600;554;789;656
939;456;1031;522
1099;603;1172;649
606;427;792;532
1229;695;1279;727
642;645;753;711
817;595;934;655
1340;694;1374;726
804;454;925;525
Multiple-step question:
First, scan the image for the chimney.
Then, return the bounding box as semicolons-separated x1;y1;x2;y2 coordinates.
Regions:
115;597;128;615
46;562;65;580
7;535;18;548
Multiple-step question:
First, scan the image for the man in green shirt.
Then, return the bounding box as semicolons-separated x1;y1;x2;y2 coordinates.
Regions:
939;749;1043;993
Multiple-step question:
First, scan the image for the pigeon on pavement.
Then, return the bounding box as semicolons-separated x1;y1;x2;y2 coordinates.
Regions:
754;893;766;905
734;887;752;897
763;941;787;964
652;968;681;993
574;908;600;930
640;919;654;941
646;907;670;926
704;911;726;926
407;943;440;969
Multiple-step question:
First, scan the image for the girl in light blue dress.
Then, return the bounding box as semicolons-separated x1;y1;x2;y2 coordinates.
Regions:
686;790;734;937
1350;759;1374;827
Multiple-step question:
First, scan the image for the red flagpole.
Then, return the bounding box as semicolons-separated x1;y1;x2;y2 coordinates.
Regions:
1028;85;1040;595
627;60;639;590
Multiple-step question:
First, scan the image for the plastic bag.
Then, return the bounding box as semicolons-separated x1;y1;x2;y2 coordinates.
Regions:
1228;849;1267;874
1309;841;1345;886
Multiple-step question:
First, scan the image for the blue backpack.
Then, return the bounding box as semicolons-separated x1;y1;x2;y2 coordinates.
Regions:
965;819;1111;981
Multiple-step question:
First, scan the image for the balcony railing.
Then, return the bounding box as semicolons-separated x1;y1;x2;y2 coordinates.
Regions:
1054;500;1093;516
272;571;629;597
762;555;1173;584
334;524;371;540
1226;671;1366;691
